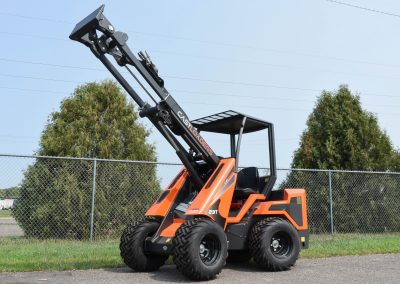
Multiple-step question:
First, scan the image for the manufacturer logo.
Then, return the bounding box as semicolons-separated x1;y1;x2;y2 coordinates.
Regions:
177;111;215;156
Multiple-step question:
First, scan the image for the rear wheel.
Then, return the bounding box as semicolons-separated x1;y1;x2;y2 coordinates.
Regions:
120;218;168;272
172;218;227;281
249;217;300;271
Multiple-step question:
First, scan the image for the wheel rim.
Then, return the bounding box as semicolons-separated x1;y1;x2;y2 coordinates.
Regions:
199;233;221;265
270;231;293;257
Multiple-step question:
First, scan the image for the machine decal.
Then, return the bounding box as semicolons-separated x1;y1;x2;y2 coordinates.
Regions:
177;110;214;156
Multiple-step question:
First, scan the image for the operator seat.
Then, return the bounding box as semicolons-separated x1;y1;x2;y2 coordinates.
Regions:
234;167;259;198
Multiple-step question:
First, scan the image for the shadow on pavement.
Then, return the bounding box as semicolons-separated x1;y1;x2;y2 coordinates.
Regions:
104;262;273;283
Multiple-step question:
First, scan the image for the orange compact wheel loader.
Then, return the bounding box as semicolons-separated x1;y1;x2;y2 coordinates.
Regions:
70;5;309;281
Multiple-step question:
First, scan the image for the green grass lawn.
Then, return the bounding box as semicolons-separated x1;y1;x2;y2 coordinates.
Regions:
0;238;123;272
0;210;12;218
301;233;400;258
0;233;399;273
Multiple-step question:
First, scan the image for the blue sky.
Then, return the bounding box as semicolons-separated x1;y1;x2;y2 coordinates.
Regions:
1;0;399;173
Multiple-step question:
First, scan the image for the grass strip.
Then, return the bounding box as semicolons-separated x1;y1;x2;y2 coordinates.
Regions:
0;233;399;272
301;233;400;258
0;210;12;218
0;238;122;272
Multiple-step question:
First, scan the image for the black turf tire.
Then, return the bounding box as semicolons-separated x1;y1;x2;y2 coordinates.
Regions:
249;217;300;271
120;219;168;272
172;218;228;281
227;250;252;263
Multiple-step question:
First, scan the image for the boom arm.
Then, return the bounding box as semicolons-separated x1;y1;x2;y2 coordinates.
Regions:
70;5;220;188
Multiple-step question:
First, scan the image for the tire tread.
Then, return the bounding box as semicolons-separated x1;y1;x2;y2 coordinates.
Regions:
172;218;226;281
120;218;168;272
249;217;299;271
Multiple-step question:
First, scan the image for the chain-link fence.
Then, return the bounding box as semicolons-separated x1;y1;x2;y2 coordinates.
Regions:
1;154;399;240
278;169;400;234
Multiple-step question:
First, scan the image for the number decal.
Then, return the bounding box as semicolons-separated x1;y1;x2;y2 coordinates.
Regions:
208;209;218;215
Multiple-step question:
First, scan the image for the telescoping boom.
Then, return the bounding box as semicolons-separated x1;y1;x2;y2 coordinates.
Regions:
70;5;219;188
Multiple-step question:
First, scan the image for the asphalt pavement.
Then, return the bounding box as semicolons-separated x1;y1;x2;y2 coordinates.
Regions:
1;253;399;284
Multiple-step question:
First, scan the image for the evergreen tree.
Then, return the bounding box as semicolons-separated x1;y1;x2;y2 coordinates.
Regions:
292;85;396;171
14;81;160;239
281;85;400;233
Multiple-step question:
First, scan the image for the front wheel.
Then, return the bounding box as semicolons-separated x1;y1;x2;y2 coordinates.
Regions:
172;218;228;281
120;218;168;272
249;217;300;271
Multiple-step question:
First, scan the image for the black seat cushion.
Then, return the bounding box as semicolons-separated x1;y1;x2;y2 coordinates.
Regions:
234;167;259;198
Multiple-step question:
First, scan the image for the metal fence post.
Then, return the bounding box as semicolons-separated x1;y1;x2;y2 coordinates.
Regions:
328;170;334;234
89;158;97;241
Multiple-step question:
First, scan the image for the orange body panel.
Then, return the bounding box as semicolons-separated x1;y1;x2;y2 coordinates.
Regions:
147;160;308;239
253;188;308;230
226;194;265;224
216;173;237;219
186;158;236;220
145;168;188;217
160;218;185;237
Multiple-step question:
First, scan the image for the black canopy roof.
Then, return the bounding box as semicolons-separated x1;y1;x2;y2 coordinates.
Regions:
191;110;272;135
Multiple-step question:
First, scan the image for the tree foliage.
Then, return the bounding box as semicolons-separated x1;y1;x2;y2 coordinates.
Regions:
281;85;400;233
292;85;397;171
38;81;155;160
0;187;20;199
14;81;160;239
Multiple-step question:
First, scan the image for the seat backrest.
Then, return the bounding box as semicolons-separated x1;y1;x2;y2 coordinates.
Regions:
236;167;259;191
